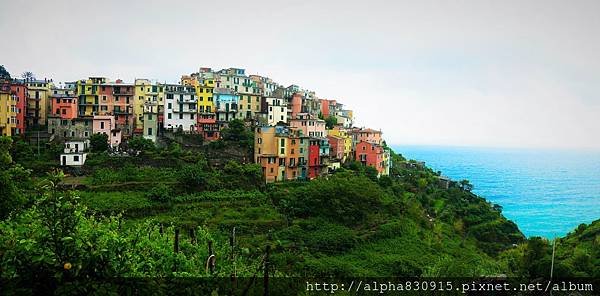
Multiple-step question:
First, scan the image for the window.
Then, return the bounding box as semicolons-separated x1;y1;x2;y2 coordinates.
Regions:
168;103;172;109
148;128;153;135
100;122;105;129
73;155;79;162
168;113;172;119
179;113;183;119
190;114;194;120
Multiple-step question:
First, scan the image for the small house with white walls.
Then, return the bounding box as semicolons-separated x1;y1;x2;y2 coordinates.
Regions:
60;139;89;166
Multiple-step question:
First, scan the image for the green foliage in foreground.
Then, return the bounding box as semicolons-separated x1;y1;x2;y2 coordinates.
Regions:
0;176;259;286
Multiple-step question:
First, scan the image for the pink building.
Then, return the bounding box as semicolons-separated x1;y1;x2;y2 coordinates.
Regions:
93;115;122;148
289;113;326;138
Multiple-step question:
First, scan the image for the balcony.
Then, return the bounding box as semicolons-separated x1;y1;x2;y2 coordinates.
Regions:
177;97;196;103
172;108;197;113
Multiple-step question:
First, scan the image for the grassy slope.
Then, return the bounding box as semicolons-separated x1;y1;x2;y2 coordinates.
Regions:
75;150;525;277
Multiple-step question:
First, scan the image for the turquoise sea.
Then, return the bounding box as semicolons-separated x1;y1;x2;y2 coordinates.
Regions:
393;145;600;238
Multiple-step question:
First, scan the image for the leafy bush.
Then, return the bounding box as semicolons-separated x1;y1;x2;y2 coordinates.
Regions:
275;172;388;226
127;136;155;152
90;133;109;152
146;184;173;202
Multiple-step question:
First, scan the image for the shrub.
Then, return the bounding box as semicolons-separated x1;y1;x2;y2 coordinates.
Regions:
90;133;109;152
146;184;172;202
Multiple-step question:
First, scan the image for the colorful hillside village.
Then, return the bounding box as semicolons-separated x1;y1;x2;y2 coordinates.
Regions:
0;67;391;182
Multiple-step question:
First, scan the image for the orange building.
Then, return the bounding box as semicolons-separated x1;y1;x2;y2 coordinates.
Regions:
328;135;345;161
355;141;387;176
255;124;305;182
319;99;337;118
51;95;78;119
289;93;302;119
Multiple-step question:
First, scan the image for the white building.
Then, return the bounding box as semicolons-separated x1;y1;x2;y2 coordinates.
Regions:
163;84;197;132
60;139;89;166
265;97;288;126
335;109;354;128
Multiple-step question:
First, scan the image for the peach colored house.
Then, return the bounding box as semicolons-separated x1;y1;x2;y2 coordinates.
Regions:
289;113;326;138
93;115;122;148
351;128;382;146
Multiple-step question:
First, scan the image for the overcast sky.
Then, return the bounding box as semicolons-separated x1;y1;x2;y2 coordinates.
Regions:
1;0;599;150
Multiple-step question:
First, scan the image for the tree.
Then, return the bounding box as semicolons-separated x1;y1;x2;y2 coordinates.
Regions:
89;133;109;153
0;136;12;166
220;119;253;149
0;65;11;80
324;116;338;129
127;136;155;152
459;179;473;192
0;136;32;219
178;162;209;191
21;71;35;80
145;184;172;202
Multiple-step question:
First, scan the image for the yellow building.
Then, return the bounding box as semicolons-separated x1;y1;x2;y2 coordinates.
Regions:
134;79;163;131
0;89;17;136
196;78;215;113
238;92;261;120
24;79;53;127
76;77;105;117
328;127;352;160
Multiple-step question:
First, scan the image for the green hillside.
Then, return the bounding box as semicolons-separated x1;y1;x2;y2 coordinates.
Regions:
1;134;598;294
